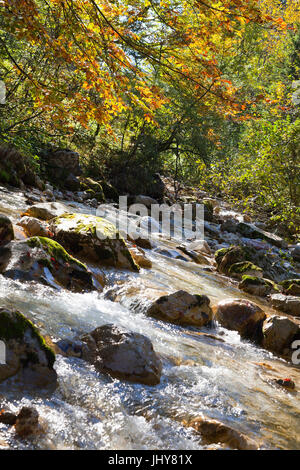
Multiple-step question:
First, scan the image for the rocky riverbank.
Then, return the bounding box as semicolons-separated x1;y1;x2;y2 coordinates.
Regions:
0;168;299;450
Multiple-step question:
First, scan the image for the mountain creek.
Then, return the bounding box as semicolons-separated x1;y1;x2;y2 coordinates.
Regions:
0;182;299;450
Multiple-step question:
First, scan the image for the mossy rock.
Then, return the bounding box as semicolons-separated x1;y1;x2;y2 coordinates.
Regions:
0;237;99;292
215;245;245;274
49;213;139;271
0;307;57;387
27;236;87;271
239;275;279;297
215;247;231;264
279;279;300;296
229;261;263;280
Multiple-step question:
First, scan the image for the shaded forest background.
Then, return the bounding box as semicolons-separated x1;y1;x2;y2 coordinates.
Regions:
0;0;299;236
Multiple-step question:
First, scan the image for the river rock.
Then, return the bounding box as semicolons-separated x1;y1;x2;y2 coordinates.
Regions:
0;237;98;292
147;290;213;327
228;261;263;280
238;276;278;297
128;246;152;269
132;237;152;250
280;279;300;296
187;416;258;450
220;219;238;233
263;315;300;358
15;407;41;437
49;213;139;271
185;239;212;255
270;294;300;317
0;214;14;246
215;246;245;274
65;173;81;191
23;202;69;221
215;244;293;282
235;222;286;248
0;308;57;388
81;324;162;385
176;245;211;265
153;247;191;262
215;299;266;341
18;216;49;237
43;188;55;201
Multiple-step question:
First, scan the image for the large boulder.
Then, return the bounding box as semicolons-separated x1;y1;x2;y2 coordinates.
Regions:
235;222;286;248
0;308;56;387
0;214;14;246
263;315;300;358
186;416;258;450
0;237;99;292
23;202;69;221
215;299;266;341
147;290;213;327
43;148;82;181
270;294;300;317
49;213;139;271
81;324;162;385
215;246;244;274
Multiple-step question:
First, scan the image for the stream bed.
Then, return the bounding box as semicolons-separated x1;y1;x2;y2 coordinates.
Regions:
0;185;299;450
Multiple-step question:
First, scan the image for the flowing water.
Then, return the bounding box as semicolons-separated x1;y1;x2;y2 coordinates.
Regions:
0;185;299;450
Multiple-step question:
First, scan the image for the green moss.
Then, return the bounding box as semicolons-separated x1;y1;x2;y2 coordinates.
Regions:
215;247;231;263
229;261;262;275
240;275;279;291
0;309;55;368
240;275;266;286
279;279;300;289
264;279;279;291
27;236;87;271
